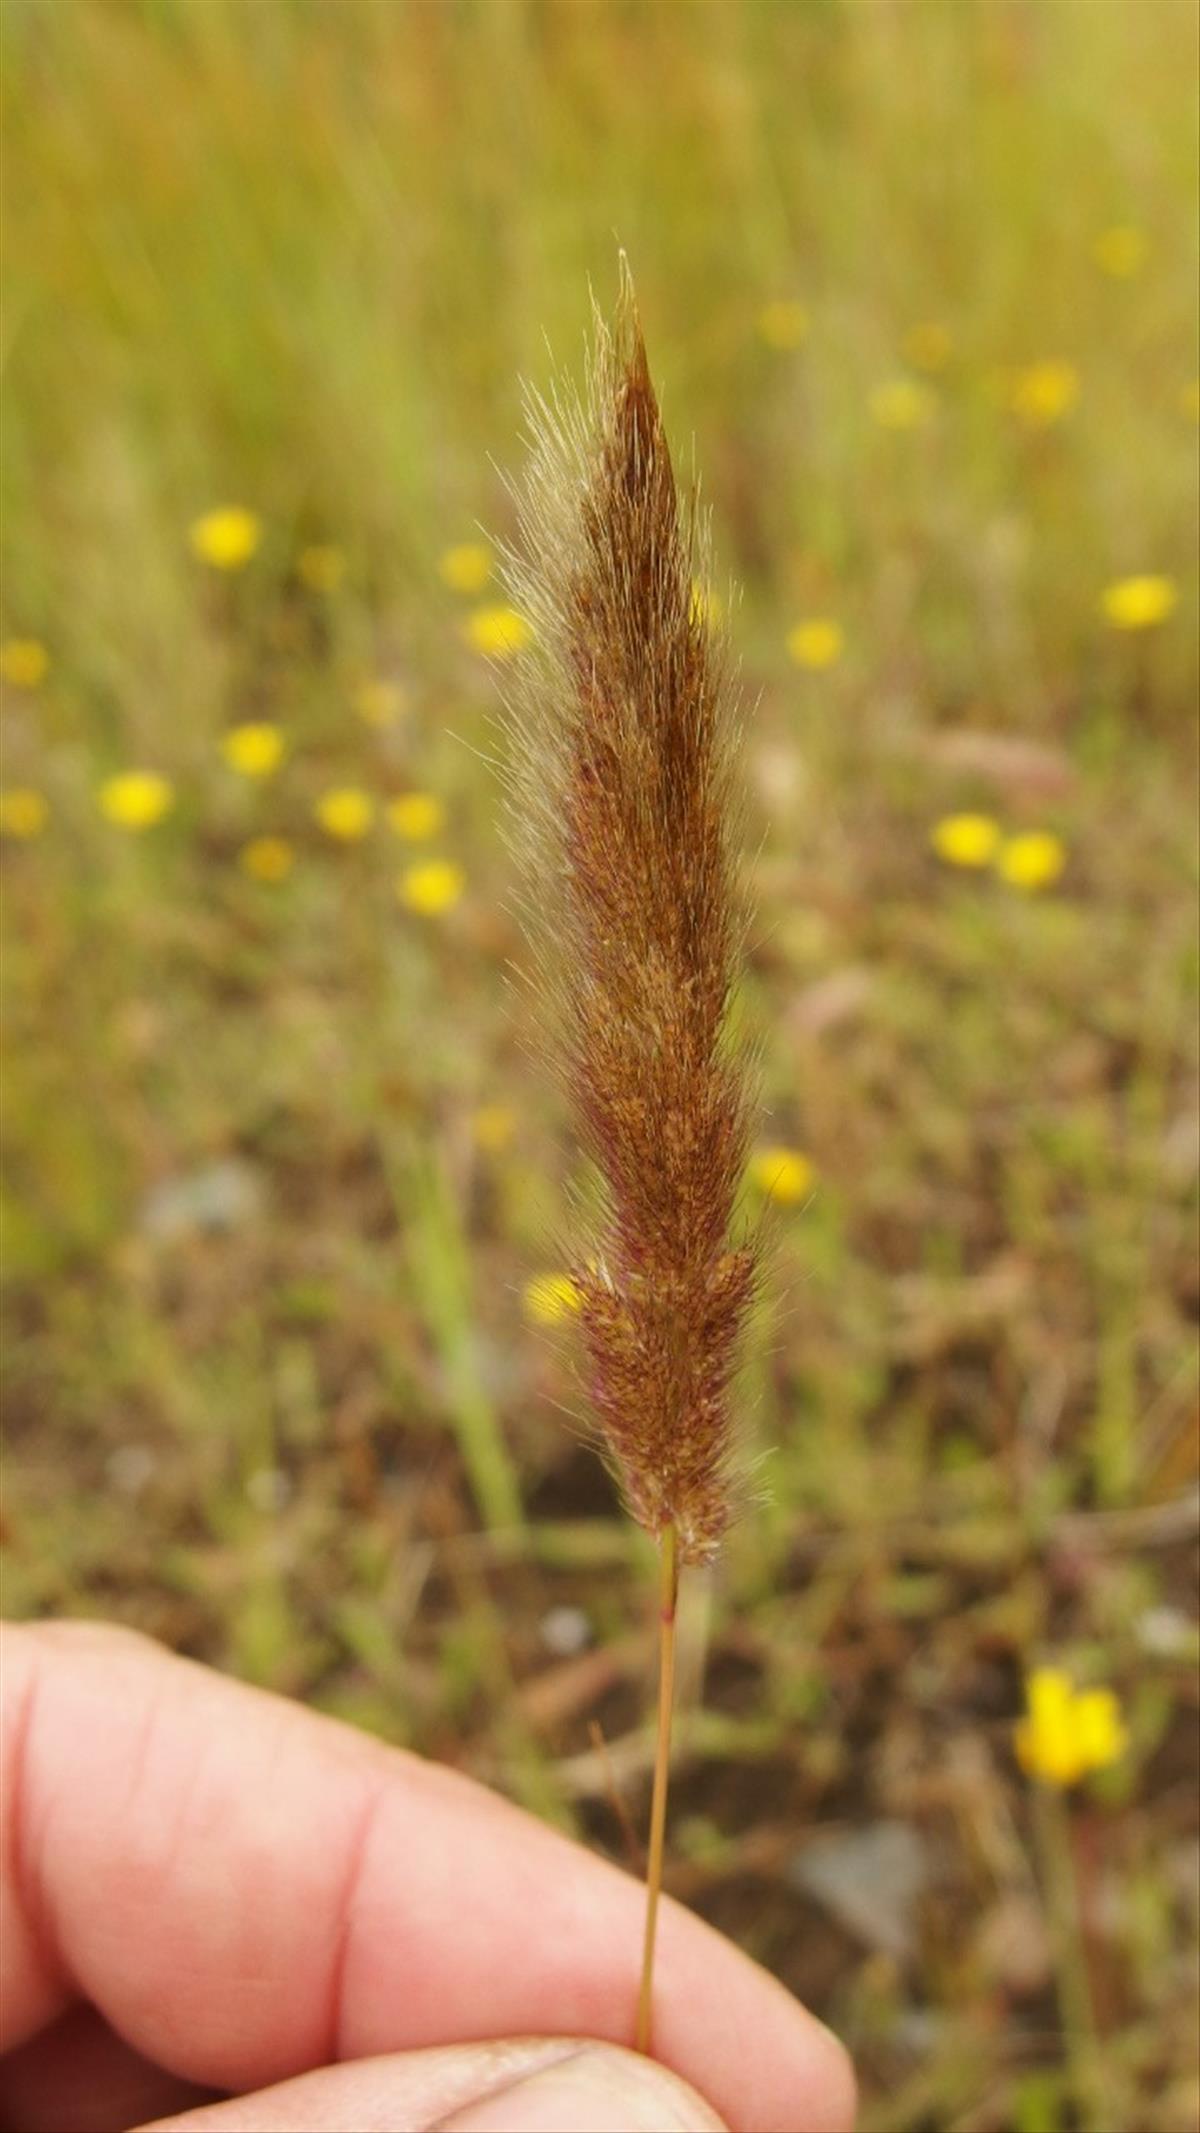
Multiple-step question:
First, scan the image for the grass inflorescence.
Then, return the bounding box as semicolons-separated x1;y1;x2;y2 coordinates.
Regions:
502;273;759;1567
500;270;764;2049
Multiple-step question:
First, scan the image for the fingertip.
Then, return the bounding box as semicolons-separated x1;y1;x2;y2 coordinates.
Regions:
650;1894;856;2130
803;2021;858;2133
436;2043;728;2132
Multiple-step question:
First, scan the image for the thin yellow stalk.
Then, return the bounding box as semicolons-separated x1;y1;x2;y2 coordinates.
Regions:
636;1522;680;2054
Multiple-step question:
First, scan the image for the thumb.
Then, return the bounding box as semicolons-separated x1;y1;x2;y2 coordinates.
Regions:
138;2038;728;2132
429;2042;727;2131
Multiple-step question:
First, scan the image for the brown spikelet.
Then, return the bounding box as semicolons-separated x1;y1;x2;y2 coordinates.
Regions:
501;270;758;1567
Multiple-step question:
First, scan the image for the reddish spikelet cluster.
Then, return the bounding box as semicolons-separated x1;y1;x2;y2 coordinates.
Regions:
502;276;757;1564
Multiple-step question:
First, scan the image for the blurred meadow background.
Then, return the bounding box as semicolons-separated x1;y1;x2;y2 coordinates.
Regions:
3;3;1199;2127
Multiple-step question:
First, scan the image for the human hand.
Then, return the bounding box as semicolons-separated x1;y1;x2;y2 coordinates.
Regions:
1;1622;855;2132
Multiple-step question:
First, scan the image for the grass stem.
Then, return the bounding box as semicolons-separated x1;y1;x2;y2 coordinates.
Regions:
636;1521;680;2054
1033;1780;1104;2133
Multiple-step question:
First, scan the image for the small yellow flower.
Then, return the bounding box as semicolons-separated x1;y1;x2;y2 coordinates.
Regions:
220;721;285;779
1073;1688;1130;1772
98;770;175;831
472;1102;516;1153
315;787;374;840
397;859;465;915
296;543;345;593
996;831;1066;891
786;618;844;671
1010;361;1079;428
387;791;445;842
240;835;295;882
1100;574;1178;631
931;812;1002;869
189;506;262;571
756;300;808;351
439;542;492;594
0;637;49;688
1015;1667;1129;1788
0;787;48;838
690;580;723;629
1093;225;1145;278
749;1145;815;1205
464;604;532;659
868;378;936;430
354;678;406;727
523;1271;584;1325
903;322;954;374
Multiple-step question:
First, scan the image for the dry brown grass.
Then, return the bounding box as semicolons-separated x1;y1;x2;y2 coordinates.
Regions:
503;272;758;1566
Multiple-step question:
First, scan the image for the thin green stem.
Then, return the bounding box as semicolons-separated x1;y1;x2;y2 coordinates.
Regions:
1033;1780;1104;2132
635;1523;679;2055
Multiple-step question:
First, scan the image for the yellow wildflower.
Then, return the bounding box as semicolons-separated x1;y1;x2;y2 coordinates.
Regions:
523;1272;583;1325
756;300;808;351
397;859;465;915
996;831;1066;891
749;1145;815;1205
240;835;295;882
931;812;1002;869
1074;1688;1130;1772
221;721;285;779
472;1102;516;1153
387;791;445;842
690;580;723;629
1093;225;1145;278
315;787;374;840
189;506;262;571
1010;361;1079;428
464;604;532;659
786;618;844;670
98;770;175;831
354;678;406;727
0;638;49;688
903;322;954;374
1100;574;1178;631
439;543;492;594
296;544;345;593
1015;1667;1129;1788
0;787;48;838
869;378;935;430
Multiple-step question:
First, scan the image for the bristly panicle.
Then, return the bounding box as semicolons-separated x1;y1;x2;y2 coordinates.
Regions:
501;272;759;1564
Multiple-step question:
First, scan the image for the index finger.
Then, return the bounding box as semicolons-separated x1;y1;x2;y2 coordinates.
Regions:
1;1621;853;2133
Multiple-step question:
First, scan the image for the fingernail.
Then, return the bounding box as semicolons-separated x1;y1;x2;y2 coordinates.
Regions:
435;2042;727;2132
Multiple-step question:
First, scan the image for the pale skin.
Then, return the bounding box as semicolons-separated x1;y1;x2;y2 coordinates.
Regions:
0;1622;856;2133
